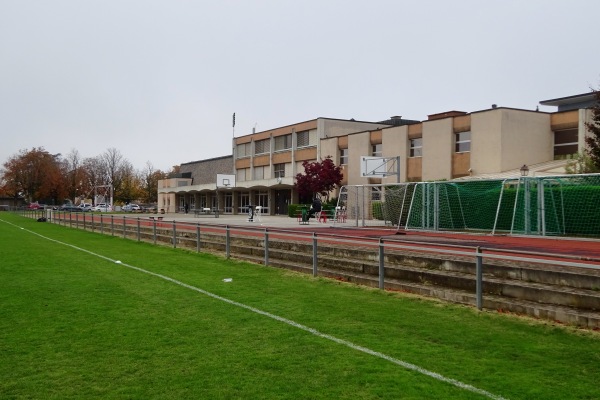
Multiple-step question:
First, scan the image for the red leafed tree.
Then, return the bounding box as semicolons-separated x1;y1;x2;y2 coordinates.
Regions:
294;156;343;202
1;147;67;204
585;88;600;169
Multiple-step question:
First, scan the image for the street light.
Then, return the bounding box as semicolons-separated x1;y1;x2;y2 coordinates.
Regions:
520;164;529;177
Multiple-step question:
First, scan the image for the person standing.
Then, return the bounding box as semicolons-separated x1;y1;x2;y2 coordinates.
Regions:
307;196;322;220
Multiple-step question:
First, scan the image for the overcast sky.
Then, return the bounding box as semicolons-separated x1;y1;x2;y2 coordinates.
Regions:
1;0;599;172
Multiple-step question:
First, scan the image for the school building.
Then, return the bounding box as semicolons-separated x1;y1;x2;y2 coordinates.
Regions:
157;92;597;215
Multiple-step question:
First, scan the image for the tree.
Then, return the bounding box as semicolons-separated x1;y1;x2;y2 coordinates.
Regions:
294;156;343;203
140;161;167;203
565;152;600;174
1;147;65;204
585;88;600;170
63;149;93;203
118;162;143;204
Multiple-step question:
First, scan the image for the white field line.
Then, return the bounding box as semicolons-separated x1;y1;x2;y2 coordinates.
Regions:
1;218;508;400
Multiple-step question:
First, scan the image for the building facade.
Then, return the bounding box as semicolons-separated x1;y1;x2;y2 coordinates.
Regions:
158;92;596;214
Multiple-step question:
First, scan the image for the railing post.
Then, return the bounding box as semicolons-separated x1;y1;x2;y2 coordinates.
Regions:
264;228;269;265
196;224;200;252
83;212;86;231
379;238;385;289
75;213;79;229
172;220;177;248
123;216;126;239
100;214;104;234
137;217;141;241
110;215;114;236
476;246;483;310
226;225;230;259
312;233;318;277
153;219;157;244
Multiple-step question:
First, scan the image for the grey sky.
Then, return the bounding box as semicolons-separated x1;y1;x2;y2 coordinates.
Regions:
1;0;599;172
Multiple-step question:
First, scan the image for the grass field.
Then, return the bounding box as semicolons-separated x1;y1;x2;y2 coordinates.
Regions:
1;212;600;400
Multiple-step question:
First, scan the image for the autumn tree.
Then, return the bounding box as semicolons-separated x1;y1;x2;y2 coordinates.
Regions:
62;149;93;202
140;161;167;203
1;147;66;204
585;88;600;170
119;162;143;204
294;156;343;203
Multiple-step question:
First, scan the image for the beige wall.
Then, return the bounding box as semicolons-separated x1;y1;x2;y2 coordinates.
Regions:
470;110;502;174
580;108;593;151
157;192;177;213
347;131;371;186
422;118;453;181
381;125;408;183
471;109;552;174
320;137;338;162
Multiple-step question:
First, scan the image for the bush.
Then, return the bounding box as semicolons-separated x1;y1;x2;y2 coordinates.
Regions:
288;204;309;218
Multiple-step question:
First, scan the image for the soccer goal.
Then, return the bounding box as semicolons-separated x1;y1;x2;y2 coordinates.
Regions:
334;184;414;228
334;174;600;237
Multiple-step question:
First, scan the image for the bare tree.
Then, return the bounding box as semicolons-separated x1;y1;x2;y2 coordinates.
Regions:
63;149;93;202
140;161;167;203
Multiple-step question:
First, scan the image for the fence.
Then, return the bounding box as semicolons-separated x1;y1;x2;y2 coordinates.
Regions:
335;174;600;237
19;209;600;323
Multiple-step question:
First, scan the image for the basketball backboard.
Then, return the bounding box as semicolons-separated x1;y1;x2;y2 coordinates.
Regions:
217;174;236;189
360;156;400;178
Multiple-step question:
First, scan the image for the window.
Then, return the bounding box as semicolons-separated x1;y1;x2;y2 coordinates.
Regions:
297;131;310;147
236;143;251;158
254;139;269;155
253;166;264;180
409;138;422;157
236;168;249;182
371;187;381;201
372;144;382;157
274;163;285;178
223;192;233;213
340;149;349;165
455;131;471;153
554;129;578;158
255;191;269;213
237;192;249;214
274;134;292;151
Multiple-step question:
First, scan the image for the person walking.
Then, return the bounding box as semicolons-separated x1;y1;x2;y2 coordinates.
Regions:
307;196;322;220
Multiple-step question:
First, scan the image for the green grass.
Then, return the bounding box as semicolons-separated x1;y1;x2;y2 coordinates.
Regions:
1;212;599;399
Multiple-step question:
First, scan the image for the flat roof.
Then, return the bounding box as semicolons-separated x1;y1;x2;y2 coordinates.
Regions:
539;92;596;106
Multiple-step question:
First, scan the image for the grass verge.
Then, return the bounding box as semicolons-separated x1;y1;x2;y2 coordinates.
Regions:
1;213;599;399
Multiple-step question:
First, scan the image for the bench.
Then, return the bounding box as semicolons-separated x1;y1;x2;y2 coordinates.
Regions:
193;208;219;218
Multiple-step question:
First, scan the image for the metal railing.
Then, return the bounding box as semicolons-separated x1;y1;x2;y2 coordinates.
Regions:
21;209;600;314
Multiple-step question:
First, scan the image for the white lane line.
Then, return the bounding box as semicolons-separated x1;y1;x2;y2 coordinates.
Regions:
1;218;508;400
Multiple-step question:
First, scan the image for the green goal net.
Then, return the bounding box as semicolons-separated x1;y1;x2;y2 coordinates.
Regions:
335;174;600;237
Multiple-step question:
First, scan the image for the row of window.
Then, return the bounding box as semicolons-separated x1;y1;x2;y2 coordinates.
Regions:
237;163;287;181
178;191;270;213
237;130;315;158
338;133;472;165
237;129;577;176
